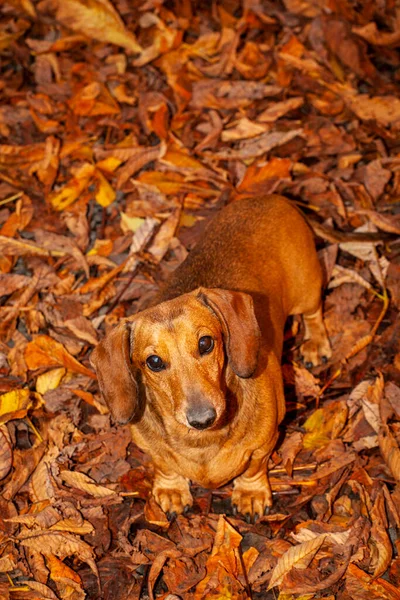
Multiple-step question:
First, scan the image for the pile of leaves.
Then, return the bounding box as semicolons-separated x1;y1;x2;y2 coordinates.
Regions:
1;0;400;598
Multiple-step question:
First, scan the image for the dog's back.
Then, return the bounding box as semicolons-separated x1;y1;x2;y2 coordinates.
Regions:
159;195;322;352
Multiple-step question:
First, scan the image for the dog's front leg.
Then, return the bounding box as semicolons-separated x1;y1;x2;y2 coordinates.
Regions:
152;468;193;520
231;443;275;522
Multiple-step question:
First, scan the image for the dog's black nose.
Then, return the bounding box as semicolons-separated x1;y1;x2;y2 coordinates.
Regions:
187;406;216;430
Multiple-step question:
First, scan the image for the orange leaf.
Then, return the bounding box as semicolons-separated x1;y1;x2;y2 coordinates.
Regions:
238;158;292;193
24;335;95;379
53;0;142;54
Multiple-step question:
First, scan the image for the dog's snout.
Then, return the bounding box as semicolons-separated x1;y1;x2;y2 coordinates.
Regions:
187;405;217;430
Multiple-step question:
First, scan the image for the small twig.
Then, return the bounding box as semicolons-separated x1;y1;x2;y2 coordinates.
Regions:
0;191;23;206
25;417;43;443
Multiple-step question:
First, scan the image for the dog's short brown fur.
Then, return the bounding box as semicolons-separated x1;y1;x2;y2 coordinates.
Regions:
91;195;331;519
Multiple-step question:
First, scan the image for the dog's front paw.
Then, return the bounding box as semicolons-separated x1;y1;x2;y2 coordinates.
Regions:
301;335;332;368
232;474;272;523
152;474;193;520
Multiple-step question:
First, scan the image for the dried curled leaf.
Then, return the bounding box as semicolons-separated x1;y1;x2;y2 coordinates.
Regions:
369;489;392;578
53;0;142;54
18;530;99;580
61;470;117;498
268;534;326;590
30;446;60;503
379;424;400;481
24;335;95;379
0;235;51;258
0;425;12;481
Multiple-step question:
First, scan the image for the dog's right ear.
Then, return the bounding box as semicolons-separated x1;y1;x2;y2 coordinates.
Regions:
90;321;138;424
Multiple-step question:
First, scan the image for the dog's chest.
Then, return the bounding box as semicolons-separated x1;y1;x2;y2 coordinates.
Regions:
173;442;251;488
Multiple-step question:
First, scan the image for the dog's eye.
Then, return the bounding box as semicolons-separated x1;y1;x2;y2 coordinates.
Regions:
146;355;165;372
199;336;214;355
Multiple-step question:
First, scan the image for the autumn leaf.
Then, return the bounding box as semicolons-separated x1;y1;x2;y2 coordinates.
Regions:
61;470;118;498
24;335;95;379
303;401;348;449
53;0;142;54
47;163;95;211
195;516;246;598
0;389;33;424
268;534;326;589
369;489;392;578
0;424;12;481
18;530;99;581
36;368;66;396
379;424;400;481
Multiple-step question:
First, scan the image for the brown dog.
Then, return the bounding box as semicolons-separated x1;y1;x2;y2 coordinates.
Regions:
91;195;331;520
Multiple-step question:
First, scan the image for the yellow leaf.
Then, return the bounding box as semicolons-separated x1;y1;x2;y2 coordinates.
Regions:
162;149;204;170
179;212;198;228
94;170;116;207
120;213;145;234
87;239;113;257
47;163;95;211
303;401;348;449
53;0;142;54
96;156;121;173
0;389;32;424
36;368;66;395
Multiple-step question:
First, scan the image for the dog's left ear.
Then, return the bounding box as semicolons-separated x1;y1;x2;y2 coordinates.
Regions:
197;288;260;378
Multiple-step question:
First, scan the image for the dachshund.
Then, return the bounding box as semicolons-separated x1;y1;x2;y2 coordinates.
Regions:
90;195;331;520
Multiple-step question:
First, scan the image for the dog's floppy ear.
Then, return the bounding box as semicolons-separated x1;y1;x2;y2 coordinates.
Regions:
90;321;138;424
197;288;260;378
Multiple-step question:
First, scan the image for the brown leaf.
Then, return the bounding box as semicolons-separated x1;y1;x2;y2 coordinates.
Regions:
2;444;46;501
369;488;392;578
207;129;303;160
0;425;12;481
19;530;99;582
0;235;51;258
379;424;400;481
61;470;117;498
268;534;326;589
344;93;400;130
346;563;400;599
52;0;142;54
195;516;246;599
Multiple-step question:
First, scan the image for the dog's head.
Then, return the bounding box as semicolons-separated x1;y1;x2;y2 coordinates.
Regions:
90;288;260;430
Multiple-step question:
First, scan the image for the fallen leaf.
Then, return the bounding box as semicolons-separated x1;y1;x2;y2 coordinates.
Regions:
0;424;12;481
19;530;99;582
379;424;400;481
268;534;326;589
61;470;117;498
53;0;142;54
0;389;32;424
24;335;95;379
